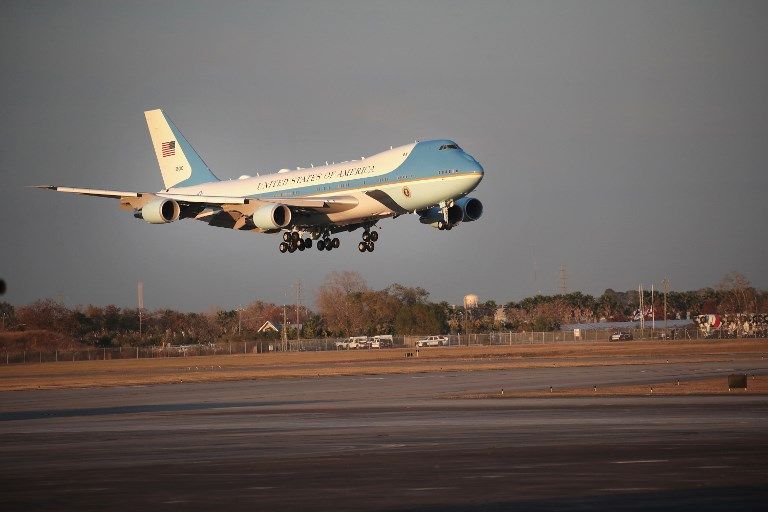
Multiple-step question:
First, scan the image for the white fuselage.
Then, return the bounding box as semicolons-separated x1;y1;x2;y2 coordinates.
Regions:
166;141;484;227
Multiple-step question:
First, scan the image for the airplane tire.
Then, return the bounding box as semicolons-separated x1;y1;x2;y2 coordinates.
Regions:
291;232;300;242
279;242;288;253
370;231;379;242
324;239;333;251
283;232;291;242
287;243;296;253
297;238;305;250
367;241;375;252
332;237;340;248
362;232;370;242
317;239;325;251
305;238;312;249
358;242;367;252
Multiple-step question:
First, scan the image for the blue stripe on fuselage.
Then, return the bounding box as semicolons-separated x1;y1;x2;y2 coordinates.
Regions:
250;140;483;200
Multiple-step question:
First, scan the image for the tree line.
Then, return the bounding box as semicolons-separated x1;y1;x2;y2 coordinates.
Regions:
1;271;765;348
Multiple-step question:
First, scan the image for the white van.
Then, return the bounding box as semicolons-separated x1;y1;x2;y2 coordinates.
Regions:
370;335;393;348
347;336;369;349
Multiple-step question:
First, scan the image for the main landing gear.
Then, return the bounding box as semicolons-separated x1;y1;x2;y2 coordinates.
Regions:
278;231;313;254
358;229;379;252
316;236;340;252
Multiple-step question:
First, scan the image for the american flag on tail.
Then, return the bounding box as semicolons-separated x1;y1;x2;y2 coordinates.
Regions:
161;141;176;157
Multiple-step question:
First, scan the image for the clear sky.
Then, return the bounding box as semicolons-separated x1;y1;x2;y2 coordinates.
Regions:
2;1;766;311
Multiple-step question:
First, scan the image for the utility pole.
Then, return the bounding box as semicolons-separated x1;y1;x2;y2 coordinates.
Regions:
558;264;568;295
638;284;644;331
137;281;144;338
662;277;670;329
294;279;302;341
282;290;288;351
651;284;655;330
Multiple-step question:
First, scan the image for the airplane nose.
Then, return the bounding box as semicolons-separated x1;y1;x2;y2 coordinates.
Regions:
461;152;484;178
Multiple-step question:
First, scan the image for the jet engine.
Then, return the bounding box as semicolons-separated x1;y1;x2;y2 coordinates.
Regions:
139;198;180;224
418;204;463;229
455;197;483;222
251;203;292;230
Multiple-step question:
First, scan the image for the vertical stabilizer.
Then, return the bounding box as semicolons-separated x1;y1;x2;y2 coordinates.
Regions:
144;109;220;189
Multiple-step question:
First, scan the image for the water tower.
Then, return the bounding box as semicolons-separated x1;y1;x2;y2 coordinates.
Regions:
463;294;479;309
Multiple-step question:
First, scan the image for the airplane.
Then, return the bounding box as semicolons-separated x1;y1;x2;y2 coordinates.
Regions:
36;109;484;254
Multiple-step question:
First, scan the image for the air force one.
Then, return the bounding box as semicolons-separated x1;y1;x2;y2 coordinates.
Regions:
37;109;484;253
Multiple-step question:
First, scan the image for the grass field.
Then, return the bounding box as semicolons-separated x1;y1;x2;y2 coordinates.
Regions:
0;339;765;392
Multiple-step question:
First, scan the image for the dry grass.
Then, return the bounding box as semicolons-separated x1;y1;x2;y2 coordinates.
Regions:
0;339;765;392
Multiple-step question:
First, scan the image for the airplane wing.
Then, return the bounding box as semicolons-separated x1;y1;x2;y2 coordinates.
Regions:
33;185;141;198
34;186;358;229
35;185;356;210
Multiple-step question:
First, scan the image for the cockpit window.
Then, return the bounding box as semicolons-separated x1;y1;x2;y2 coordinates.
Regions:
438;144;460;151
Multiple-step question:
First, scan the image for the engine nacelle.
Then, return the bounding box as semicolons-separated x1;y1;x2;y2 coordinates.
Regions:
455;197;483;222
418;204;463;229
251;203;291;230
140;198;180;224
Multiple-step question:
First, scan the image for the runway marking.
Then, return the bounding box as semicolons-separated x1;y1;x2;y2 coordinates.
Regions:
612;459;668;464
599;487;660;492
697;465;731;469
408;487;451;491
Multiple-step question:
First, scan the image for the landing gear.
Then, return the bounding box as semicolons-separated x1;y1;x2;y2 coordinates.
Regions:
316;236;339;251
437;221;452;230
358;229;378;252
358;241;375;252
280;231;314;254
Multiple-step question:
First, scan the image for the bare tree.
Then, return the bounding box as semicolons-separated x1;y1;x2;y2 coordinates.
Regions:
717;271;757;313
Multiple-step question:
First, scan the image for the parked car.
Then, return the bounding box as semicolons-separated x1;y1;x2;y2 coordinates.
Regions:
416;335;449;347
610;332;633;341
347;336;369;349
370;335;393;349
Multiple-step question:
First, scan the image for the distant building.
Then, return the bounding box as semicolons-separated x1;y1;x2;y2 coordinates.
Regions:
257;321;303;333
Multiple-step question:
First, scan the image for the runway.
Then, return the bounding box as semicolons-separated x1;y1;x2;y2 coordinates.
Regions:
1;359;767;510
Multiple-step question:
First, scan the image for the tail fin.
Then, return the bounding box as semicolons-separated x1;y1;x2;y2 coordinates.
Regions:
144;109;220;189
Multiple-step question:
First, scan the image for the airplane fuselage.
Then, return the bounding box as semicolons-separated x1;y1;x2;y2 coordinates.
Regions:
167;139;484;227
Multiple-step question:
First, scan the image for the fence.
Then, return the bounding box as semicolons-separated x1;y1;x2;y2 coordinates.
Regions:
0;325;751;365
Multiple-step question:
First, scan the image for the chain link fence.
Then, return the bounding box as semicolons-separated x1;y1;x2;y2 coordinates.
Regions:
2;324;753;365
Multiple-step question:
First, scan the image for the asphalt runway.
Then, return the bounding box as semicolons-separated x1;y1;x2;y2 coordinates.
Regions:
1;359;767;511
